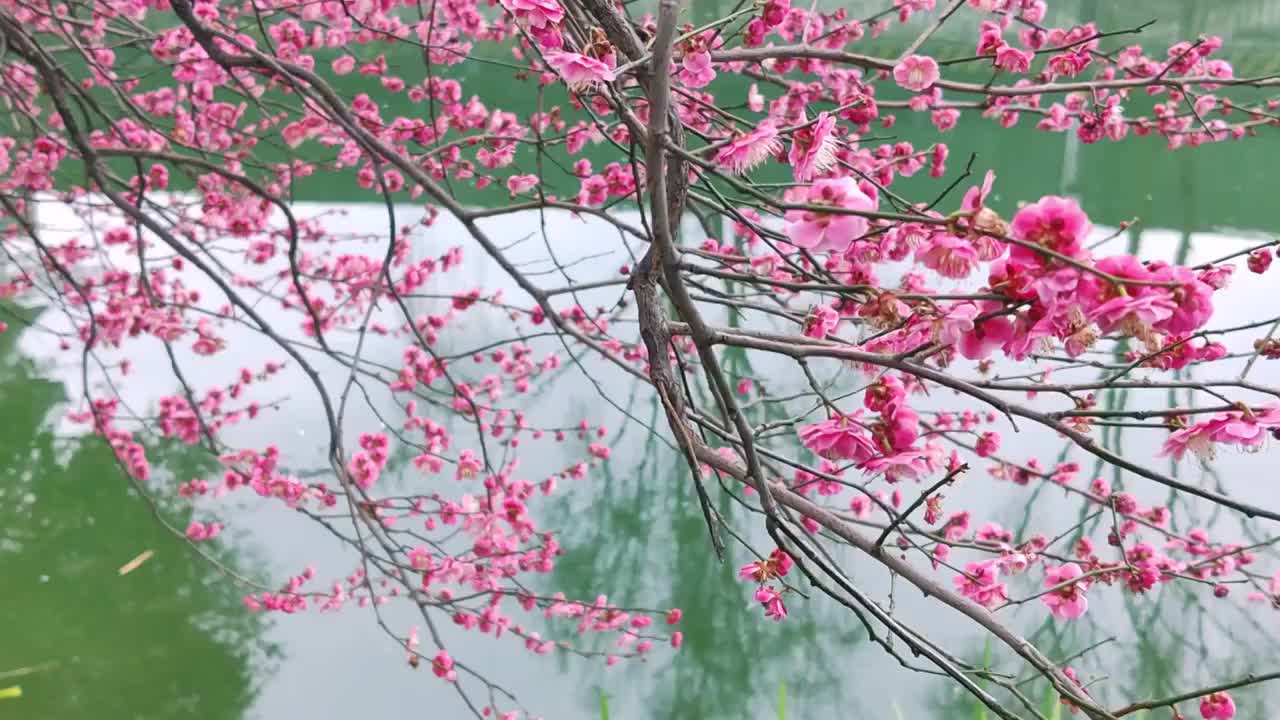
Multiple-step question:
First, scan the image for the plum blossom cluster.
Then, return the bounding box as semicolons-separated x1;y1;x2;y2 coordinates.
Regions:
4;0;1280;716
739;549;794;621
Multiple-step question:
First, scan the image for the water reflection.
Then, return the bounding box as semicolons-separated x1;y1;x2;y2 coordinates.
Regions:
8;0;1280;715
548;432;859;719
0;305;269;719
10;219;1280;720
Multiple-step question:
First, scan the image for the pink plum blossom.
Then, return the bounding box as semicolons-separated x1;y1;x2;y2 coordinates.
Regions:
715;122;781;175
931;108;961;132
953;559;1008;608
784;177;877;253
679;51;715;88
1161;404;1280;460
917;235;980;278
499;0;564;29
859;450;929;483
975;431;1000;457
753;586;788;620
506;174;540;195
1149;263;1215;335
1009;195;1091;262
936;302;979;347
803;305;840;338
739;548;793;582
1041;562;1090;620
893;55;940;91
431;650;458;681
1248;249;1273;273
1200;692;1236;720
799;415;878;462
788;111;840;181
545;52;615;91
958;315;1015;360
994;45;1033;73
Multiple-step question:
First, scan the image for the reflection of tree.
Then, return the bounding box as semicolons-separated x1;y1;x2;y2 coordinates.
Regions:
0;310;267;720
547;366;862;720
928;577;1275;720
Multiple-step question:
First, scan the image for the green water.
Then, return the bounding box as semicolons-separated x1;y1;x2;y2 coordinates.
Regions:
5;1;1280;718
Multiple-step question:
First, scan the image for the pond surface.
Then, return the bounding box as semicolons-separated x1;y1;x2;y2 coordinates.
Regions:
5;1;1280;719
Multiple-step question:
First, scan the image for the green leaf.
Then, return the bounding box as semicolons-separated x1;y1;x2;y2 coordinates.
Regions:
599;690;609;720
777;680;787;720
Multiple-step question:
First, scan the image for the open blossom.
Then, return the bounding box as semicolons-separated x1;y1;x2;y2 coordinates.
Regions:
1200;691;1236;720
931;543;950;568
760;0;790;26
506;174;540;195
715;122;781;175
545;52;615;91
1041;562;1090;620
958;312;1015;360
1161;404;1280;460
788;111;840;182
1009;195;1091;262
1000;551;1030;575
499;0;564;29
953;559;1008;608
799;415;878;462
893;54;940;91
1090;290;1175;338
739;548;793;582
332;55;356;75
994;45;1034;73
936;302;978;346
1088;255;1162;337
1149;263;1215;335
1038;102;1073;131
961;169;995;215
917;235;980;278
679;50;715;88
959;170;1007;245
753;586;788;620
931;107;961;132
976;20;1004;54
866;377;920;452
783;177;877;253
803;305;839;338
859;450;929;483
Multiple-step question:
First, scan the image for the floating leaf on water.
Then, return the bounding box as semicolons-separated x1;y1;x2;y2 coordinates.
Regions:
0;686;22;700
0;661;56;681
118;550;155;576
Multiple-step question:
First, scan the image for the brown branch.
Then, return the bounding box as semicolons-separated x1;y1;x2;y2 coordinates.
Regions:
1111;670;1280;717
875;463;967;547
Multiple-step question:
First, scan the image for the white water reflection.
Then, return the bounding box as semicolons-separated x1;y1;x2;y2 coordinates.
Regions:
18;199;1280;719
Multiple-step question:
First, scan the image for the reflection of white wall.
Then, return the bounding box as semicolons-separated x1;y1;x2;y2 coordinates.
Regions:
25;198;648;442
19;197;1280;719
21;198;670;720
